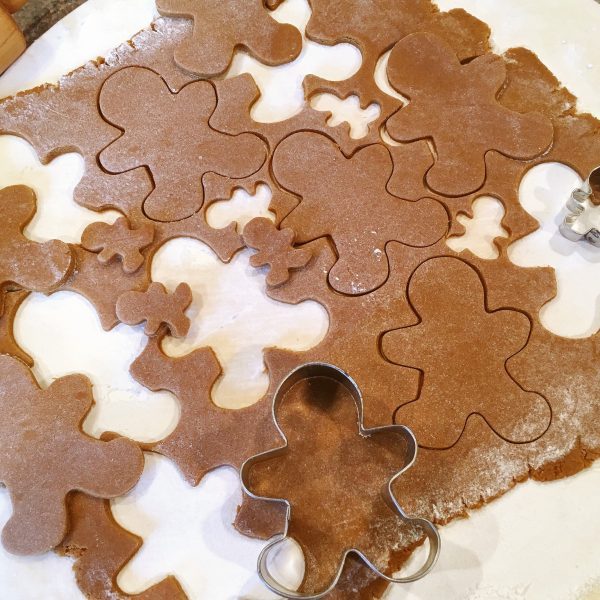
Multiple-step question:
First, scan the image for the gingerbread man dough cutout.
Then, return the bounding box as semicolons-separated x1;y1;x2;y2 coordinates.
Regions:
156;0;302;77
271;132;448;295
99;67;267;222
0;355;143;555
381;257;552;449
116;282;193;337
0;185;73;296
243;217;312;287
386;33;554;197
81;217;154;274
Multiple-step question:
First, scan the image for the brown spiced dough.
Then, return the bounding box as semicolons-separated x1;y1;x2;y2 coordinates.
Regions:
259;239;424;429
63;245;152;331
0;22;244;330
590;168;600;204
391;325;600;559
303;1;492;146
116;282;193;338
0;18;348;262
0;9;599;600
0;185;73;298
386;141;435;202
235;245;570;597
0;16;359;354
98;66;268;222
233;239;555;561
271;132;449;295
210;73;364;158
243;217;312;287
206;73;374;235
500;47;600;181
208;76;436;233
385;33;554;197
81;217;155;275
0;355;143;555
156;0;302;77
130;336;278;486
245;376;427;595
0;290;32;365
58;492;187;600
236;242;598;600
0;21;246;264
382;257;551;449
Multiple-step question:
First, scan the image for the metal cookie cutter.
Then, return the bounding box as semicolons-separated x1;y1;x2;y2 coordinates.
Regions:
560;165;600;247
240;362;441;600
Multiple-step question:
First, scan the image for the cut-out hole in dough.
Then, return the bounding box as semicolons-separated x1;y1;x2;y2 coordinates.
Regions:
206;183;275;230
0;135;120;243
380;124;401;147
310;93;381;139
14;291;179;442
225;0;361;122
446;196;509;259
152;238;329;409
374;48;409;103
112;454;304;599
508;162;600;338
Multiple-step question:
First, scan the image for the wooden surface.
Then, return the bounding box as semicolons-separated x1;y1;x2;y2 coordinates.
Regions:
14;0;83;44
1;0;28;14
0;4;25;74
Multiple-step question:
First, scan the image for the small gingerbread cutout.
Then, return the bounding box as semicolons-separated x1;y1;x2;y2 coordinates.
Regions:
81;217;155;274
382;257;552;449
99;67;267;222
116;281;193;337
243;217;312;287
386;32;554;197
0;185;73;297
156;0;302;77
0;355;143;555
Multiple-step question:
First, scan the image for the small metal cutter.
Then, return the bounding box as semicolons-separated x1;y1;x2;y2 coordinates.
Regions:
240;362;441;600
560;165;600;247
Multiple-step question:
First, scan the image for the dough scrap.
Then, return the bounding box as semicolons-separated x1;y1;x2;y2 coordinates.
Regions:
0;356;143;555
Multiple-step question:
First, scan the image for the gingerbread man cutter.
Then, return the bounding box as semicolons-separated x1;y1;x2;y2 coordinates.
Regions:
240;362;440;599
560;165;600;247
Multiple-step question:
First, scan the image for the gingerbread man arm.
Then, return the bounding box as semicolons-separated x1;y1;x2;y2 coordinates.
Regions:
0;185;73;293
